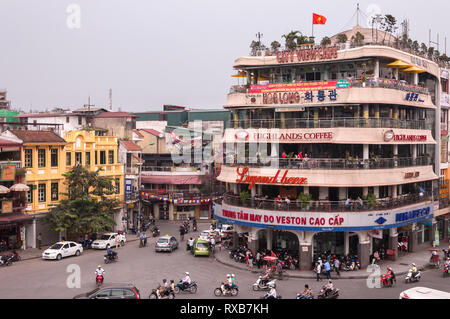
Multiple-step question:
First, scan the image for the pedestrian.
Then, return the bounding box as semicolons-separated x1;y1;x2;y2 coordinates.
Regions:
187;237;194;252
334;258;340;276
248;250;254;271
324;260;331;279
256;250;261;269
179;225;185;241
37;233;42;250
315;262;322;281
210;236;216;254
115;233;121;248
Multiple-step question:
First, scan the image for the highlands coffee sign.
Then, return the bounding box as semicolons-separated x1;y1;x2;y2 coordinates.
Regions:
276;46;338;64
236;166;307;190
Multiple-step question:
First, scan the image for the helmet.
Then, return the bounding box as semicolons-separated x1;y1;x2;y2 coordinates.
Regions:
231;274;235;277
387;267;392;271
185;272;190;275
98;265;101;269
412;263;416;267
226;274;231;277
163;279;167;282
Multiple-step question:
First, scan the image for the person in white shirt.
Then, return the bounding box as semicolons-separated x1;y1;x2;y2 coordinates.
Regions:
95;265;105;276
182;272;191;289
266;283;277;299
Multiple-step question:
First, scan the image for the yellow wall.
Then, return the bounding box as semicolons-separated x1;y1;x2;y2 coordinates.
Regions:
23;143;66;215
64;130;124;203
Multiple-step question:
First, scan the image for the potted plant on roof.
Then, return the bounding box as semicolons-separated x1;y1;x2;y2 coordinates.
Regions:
297;192;312;211
240;190;251;207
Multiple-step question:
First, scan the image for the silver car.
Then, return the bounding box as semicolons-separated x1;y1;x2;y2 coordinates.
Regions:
155;235;178;252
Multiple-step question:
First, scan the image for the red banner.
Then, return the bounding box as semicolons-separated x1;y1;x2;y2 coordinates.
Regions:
249;80;351;93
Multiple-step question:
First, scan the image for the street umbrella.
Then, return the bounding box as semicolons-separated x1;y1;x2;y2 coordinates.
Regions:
0;185;10;194
10;183;30;192
263;256;278;262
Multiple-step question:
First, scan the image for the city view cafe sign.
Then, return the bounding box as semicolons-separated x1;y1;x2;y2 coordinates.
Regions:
276;46;339;64
214;203;434;231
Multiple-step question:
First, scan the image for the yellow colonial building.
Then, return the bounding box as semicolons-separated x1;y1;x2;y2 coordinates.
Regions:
64;130;125;226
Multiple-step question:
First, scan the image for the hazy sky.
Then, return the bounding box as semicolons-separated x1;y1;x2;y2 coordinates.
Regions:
0;0;448;112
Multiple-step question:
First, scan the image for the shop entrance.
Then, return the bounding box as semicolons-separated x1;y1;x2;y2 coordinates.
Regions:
348;232;359;256
313;232;345;259
257;229;299;257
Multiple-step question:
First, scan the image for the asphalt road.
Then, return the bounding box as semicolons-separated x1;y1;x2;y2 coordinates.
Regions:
0;221;448;299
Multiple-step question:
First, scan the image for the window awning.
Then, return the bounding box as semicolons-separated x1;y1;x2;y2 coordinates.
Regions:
0;213;33;224
141;175;202;185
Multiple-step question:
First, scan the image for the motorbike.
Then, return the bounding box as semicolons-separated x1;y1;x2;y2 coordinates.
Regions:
442;249;450;260
104;253;118;264
5;251;20;262
152;227;160;237
139;237;147;248
443;264;450;277
96;274;104;287
260;292;282;299
317;287;339;299
193;224;197;232
149;286;175;299
214;284;239;297
174;280;198;294
296;293;313;299
0;255;13;267
380;273;395;287
405;269;421;283
252;276;276;291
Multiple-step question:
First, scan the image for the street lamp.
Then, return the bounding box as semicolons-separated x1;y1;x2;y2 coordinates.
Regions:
136;161;143;234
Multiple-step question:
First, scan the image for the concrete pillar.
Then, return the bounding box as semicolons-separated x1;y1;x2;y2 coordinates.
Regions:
233;112;239;129
374;186;379;198
248;230;258;253
339;187;347;200
393;68;399;80
233;184;238;194
270;143;278;158
280;112;286;129
392;185;398;199
363;104;369;127
412;144;417;160
319;187;328;200
363;144;369;160
388;227;398;261
303;186;309;194
444;219;449;240
393;144;399;167
299;231;313;271
357;232;371;268
266;229;272;250
414;73;419;85
410;224;418;253
363;187;368;197
251;187;256;208
314;110;319;128
232;231;239;250
344;232;350;255
374;60;380;79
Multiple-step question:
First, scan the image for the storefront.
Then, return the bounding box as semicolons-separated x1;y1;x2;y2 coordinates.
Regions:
0;213;32;250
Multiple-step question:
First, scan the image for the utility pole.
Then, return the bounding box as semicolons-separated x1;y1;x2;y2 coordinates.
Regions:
255;32;263;56
109;89;112;111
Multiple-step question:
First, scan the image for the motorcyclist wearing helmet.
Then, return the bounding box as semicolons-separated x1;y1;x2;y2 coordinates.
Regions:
386;267;396;284
410;263;418;278
445;257;450;267
158;279;169;298
231;274;236;288
182;272;191;289
222;274;232;293
95;265;105;276
265;283;277;299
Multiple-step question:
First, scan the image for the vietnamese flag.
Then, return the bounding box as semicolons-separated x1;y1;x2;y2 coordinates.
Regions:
313;13;327;25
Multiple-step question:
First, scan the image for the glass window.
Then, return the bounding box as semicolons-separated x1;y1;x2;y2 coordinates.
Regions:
38;184;46;202
38;149;46;168
25;149;33;168
85;152;91;165
51;149;58;167
95;290;111;298
108;150;114;164
95;151;98;165
115;178;120;194
66;153;71;166
75;152;82;165
27;185;33;203
66;117;70;123
78;116;82;125
51;183;58;201
110;289;125;297
100;151;106;165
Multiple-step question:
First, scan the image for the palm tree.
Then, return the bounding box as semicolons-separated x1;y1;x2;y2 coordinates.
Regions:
282;30;301;50
336;33;348;44
383;14;397;44
427;47;435;60
411;40;419;54
320;36;331;47
351;31;365;46
270;41;281;53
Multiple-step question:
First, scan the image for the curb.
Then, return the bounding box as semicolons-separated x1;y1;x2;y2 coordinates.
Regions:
214;256;428;280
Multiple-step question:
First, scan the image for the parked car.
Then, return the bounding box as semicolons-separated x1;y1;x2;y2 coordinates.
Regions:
199;230;211;242
399;287;450;299
92;232;126;250
73;284;140;299
42;241;83;260
193;239;211;257
155;235;178;252
219;224;234;239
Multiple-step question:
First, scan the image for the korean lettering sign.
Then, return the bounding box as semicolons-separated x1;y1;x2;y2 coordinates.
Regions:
405;92;424;103
263;89;337;104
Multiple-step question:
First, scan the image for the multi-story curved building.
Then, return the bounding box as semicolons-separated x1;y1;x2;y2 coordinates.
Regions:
214;26;442;269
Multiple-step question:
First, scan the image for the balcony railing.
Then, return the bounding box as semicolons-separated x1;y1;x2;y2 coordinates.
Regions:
141;166;204;173
227;117;429;130
0;161;22;169
228;156;430;170
222;193;432;213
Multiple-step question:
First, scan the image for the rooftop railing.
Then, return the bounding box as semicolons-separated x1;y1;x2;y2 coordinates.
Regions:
227;117;429;130
222;193;432;213
227;156;430;170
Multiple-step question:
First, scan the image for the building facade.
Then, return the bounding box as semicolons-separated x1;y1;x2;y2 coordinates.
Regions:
214;27;441;269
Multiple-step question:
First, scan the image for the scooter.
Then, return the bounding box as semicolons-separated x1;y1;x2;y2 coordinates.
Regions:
149;287;175;299
174;280;198;294
139;237;147;248
260;292;282;299
443;264;450;277
252;276;276;291
317;287;339;299
380;274;395;287
296;293;313;299
214;284;239;297
404;269;421;283
0;255;13;267
96;274;104;287
152;227;160;237
104;253;118;264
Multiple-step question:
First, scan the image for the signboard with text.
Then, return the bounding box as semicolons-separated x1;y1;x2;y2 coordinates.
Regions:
1;165;16;181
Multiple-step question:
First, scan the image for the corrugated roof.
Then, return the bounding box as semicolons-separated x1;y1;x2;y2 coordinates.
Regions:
0;137;21;146
95;112;139;118
141;129;164;137
8;130;66;143
133;129;144;138
121;141;142;152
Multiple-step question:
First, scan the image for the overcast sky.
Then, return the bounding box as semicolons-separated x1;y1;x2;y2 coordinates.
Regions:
0;0;448;112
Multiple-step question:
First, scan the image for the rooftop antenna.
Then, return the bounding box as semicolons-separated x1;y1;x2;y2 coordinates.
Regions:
356;3;360;26
255;32;263;56
109;89;112;110
84;96;95;110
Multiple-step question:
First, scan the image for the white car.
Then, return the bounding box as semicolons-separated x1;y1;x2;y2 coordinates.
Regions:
399;287;450;299
199;230;211;242
42;241;83;260
219;224;234;238
92;232;126;250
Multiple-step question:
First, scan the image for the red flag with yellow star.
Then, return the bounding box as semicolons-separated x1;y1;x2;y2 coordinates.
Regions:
313;13;327;25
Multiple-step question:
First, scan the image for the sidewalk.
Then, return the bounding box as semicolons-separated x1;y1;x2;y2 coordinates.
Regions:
213;243;448;279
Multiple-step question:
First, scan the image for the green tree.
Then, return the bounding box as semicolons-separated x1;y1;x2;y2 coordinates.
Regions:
282;30;301;50
43;165;120;236
270;41;281;53
383;14;397;44
351;31;365;46
427;47;435;59
420;43;428;55
320;36;331;47
336;33;348;44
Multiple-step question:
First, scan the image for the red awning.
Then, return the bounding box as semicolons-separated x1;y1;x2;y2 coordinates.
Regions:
141;175;202;185
0;213;33;224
